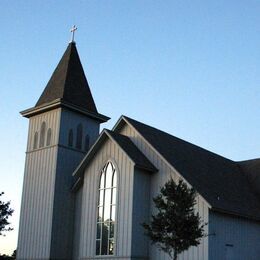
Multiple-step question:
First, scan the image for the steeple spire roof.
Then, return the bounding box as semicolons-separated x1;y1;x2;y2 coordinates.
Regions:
36;42;98;113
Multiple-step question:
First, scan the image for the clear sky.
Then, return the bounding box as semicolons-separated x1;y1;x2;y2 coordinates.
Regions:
1;0;260;255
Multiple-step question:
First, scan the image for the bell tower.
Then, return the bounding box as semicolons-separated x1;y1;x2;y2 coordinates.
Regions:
17;41;109;259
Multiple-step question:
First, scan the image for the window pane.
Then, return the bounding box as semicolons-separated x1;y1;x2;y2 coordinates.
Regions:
112;188;116;205
112;172;117;187
101;223;108;255
111;205;116;222
99;189;104;206
105;163;113;188
109;222;114;238
109;239;114;255
96;240;100;255
96;223;101;239
98;206;103;222
96;162;117;256
104;189;111;221
100;173;105;189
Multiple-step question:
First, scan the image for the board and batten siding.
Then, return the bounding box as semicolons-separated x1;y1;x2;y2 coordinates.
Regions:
73;187;83;260
78;137;135;260
131;168;151;258
59;108;100;149
49;108;100;258
17;109;61;259
18;107;98;259
118;122;209;260
209;211;260;260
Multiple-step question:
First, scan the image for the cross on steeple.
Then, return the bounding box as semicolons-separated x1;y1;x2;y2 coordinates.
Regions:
70;25;77;43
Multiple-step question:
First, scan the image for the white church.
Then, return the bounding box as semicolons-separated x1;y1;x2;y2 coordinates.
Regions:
17;39;260;260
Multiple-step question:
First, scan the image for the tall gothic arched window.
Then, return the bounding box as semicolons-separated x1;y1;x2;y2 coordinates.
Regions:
46;128;52;146
96;161;117;256
76;123;83;150
39;122;46;148
33;132;38;150
68;129;73;147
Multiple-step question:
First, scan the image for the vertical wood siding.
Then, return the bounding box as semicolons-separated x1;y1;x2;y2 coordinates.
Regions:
119;123;209;260
131;169;151;258
73;187;83;260
209;211;260;260
17;109;61;259
49;108;100;258
17;107;100;259
78;138;134;260
59;108;100;148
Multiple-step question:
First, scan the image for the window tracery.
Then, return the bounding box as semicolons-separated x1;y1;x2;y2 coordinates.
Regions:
96;161;117;255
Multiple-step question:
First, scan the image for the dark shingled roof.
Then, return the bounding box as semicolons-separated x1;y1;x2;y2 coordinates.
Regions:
106;130;157;172
123;116;260;221
72;129;157;190
238;159;260;198
36;42;98;113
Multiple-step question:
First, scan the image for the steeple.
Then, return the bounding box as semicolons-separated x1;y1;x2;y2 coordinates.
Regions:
18;39;109;259
21;42;109;122
37;42;97;113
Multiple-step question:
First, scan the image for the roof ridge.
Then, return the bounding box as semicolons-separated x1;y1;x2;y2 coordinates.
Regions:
35;42;99;114
60;43;72;99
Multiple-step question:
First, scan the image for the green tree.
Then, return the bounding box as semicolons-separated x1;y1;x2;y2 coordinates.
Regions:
0;192;14;236
142;179;206;260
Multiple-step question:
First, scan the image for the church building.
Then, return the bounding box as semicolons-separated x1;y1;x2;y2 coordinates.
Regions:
17;40;260;260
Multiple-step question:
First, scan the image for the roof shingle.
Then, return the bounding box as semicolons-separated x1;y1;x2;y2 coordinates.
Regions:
36;42;97;113
123;116;260;221
106;130;157;172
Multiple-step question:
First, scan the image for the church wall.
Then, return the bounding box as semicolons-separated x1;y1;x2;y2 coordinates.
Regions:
26;108;61;150
73;187;83;260
208;211;260;260
50;146;86;259
59;108;100;149
131;168;151;258
78;138;135;260
18;107;94;259
17;109;61;259
48;108;98;258
118;123;209;260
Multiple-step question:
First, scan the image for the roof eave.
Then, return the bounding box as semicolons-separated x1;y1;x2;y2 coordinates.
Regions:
71;129;157;192
20;99;110;123
105;130;158;173
211;207;260;223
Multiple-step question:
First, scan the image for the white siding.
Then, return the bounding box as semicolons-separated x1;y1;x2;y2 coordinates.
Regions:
59;108;100;148
17;109;61;259
17;107;101;259
78;138;134;260
131;169;151;258
73;187;83;260
209;211;260;260
119;123;209;260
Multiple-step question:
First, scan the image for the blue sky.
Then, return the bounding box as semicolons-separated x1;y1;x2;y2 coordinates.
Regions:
1;0;260;254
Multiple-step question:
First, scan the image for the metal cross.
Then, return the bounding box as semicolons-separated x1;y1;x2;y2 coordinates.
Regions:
70;25;77;42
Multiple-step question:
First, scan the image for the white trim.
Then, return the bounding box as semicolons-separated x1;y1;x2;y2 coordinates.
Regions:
94;160;120;257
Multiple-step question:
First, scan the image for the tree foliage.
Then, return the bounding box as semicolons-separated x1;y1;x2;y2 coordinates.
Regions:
0;192;14;236
142;179;206;260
